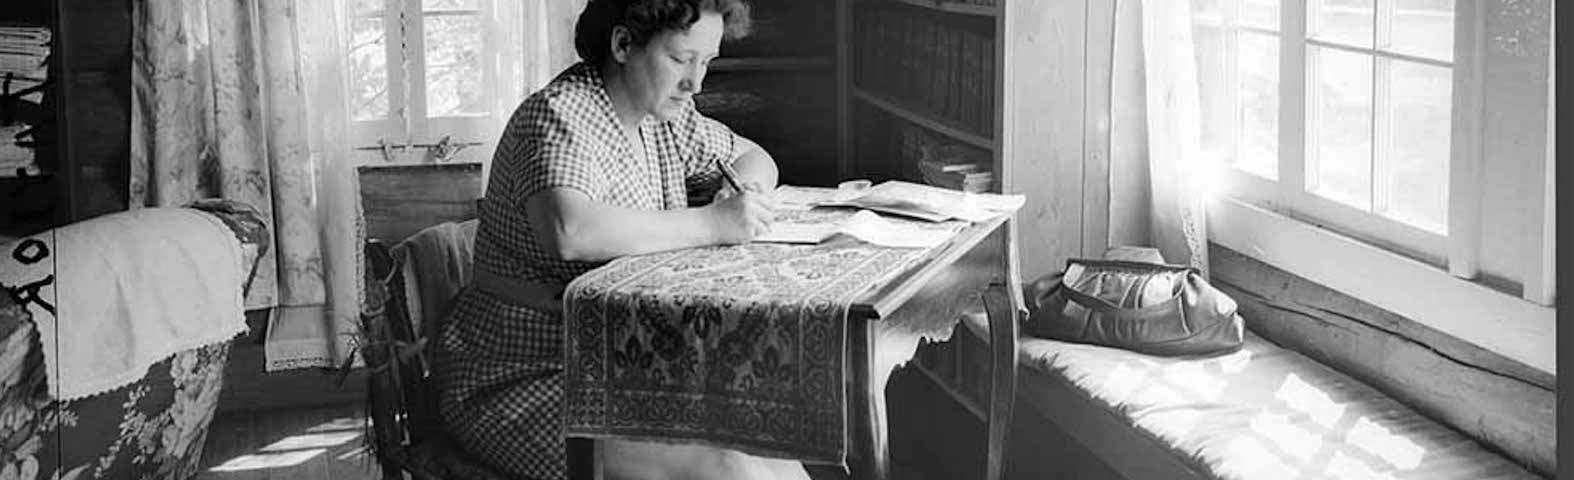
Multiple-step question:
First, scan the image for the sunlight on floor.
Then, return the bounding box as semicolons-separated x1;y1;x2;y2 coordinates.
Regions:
208;417;364;473
209;450;328;472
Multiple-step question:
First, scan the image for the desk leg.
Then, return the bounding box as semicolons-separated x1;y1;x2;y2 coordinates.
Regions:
850;319;890;480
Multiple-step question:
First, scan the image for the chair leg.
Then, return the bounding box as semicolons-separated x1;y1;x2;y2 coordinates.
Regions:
566;437;603;480
982;284;1019;480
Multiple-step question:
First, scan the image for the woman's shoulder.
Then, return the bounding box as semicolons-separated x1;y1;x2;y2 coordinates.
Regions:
509;64;609;129
531;64;604;108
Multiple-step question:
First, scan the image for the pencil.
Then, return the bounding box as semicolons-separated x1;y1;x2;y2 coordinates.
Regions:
716;160;746;193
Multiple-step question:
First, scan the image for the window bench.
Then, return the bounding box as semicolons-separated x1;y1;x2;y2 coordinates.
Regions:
896;292;1545;480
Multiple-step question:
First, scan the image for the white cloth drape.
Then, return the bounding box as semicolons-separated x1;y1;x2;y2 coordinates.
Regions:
132;0;363;371
1110;0;1211;273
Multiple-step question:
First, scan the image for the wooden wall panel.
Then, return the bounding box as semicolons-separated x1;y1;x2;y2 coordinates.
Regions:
1000;0;1086;282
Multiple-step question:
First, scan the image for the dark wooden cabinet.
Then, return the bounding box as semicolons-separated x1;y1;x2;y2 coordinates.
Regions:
695;0;840;188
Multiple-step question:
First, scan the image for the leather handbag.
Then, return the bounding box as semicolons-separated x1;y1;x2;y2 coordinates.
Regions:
1023;259;1244;357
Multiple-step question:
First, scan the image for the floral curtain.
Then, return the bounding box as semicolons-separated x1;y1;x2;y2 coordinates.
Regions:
1109;0;1211;273
131;0;363;371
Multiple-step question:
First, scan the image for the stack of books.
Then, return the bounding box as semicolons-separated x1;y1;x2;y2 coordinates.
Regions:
919;159;991;193
0;23;50;177
917;142;991;193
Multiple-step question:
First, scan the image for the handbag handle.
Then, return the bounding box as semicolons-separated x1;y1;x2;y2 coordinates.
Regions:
1050;259;1198;317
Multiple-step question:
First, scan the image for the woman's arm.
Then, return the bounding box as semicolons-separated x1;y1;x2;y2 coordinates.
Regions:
728;136;779;191
525;187;774;263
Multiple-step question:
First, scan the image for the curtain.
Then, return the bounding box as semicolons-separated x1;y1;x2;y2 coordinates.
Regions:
1109;0;1211;274
131;0;363;371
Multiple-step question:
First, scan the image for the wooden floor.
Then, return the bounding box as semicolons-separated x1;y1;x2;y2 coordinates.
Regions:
197;404;382;480
195;403;936;480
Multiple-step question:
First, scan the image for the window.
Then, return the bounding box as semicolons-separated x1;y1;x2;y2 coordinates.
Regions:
1193;0;1554;373
348;0;526;164
1193;0;1459;263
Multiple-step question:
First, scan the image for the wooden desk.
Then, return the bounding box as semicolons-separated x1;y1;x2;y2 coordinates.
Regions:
844;213;1023;480
565;212;1023;480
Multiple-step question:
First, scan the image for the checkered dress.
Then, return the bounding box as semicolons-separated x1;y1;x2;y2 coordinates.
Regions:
433;62;744;480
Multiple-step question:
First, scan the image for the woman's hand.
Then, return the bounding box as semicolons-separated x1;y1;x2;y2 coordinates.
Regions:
706;189;776;244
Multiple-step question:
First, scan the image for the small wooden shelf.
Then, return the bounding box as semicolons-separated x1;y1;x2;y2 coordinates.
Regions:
913;361;986;422
889;0;998;17
853;87;993;151
710;56;835;72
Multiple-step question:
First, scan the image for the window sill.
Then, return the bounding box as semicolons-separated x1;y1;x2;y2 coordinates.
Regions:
1207;197;1555;376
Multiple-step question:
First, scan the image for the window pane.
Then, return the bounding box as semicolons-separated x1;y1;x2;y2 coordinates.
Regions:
1391;0;1453;62
352;0;384;15
1194;0;1224;19
1384;61;1450;231
1194;26;1230;164
1242;0;1280;31
1311;0;1373;47
350;17;389;121
1311;47;1373;209
423;0;478;11
1238;32;1279;179
425;15;487;117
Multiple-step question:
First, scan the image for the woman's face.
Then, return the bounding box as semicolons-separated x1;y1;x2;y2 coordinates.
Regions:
614;12;724;122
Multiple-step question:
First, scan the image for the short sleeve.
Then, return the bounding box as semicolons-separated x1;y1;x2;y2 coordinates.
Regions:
508;95;605;203
678;106;743;185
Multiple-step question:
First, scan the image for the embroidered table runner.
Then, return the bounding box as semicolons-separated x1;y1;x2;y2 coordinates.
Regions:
563;208;966;464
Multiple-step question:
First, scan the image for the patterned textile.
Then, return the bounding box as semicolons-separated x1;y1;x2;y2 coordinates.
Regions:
563;209;947;464
435;61;746;480
0;201;267;480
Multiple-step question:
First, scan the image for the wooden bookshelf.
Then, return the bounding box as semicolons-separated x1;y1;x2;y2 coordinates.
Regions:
838;0;1094;282
709;55;834;72
853;87;993;150
890;0;998;17
832;4;1107;476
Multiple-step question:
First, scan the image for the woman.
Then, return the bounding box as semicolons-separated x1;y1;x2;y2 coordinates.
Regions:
433;0;809;479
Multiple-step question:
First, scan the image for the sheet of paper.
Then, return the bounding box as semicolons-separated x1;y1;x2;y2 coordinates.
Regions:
771;185;841;210
754;222;839;244
838;210;963;248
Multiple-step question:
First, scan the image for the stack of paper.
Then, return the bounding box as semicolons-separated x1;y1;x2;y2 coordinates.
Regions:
753;209;965;249
1;24;49;177
0;24;49;104
0;125;37;177
817;180;1024;223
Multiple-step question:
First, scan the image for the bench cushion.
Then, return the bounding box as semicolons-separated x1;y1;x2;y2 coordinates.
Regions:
966;312;1541;480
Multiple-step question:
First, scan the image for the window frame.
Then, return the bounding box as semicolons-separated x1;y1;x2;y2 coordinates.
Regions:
349;0;504;165
1198;0;1556;375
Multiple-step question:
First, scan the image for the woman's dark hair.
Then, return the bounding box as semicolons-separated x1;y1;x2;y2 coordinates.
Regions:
574;0;753;65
